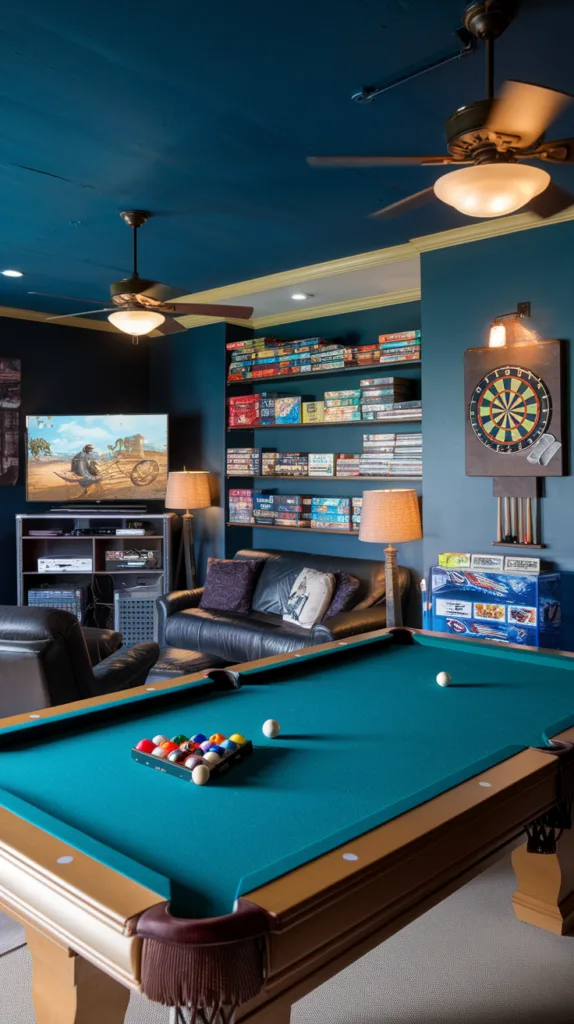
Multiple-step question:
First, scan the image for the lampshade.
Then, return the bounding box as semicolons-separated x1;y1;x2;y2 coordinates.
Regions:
165;471;211;511
434;164;550;219
108;308;165;336
359;489;422;544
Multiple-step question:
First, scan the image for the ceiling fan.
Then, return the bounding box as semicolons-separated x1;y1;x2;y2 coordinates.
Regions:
35;211;253;338
308;0;574;222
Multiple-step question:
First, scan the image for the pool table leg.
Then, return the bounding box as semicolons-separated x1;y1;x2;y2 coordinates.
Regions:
511;826;574;936
25;926;130;1024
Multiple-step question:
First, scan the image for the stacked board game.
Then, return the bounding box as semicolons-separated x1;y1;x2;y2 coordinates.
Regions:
360;433;423;476
226;448;265;475
323;390;362;422
311;497;352;531
253;492;312;527
227;338;349;382
228;489;254;524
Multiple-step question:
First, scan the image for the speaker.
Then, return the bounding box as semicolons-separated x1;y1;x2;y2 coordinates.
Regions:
113;586;159;645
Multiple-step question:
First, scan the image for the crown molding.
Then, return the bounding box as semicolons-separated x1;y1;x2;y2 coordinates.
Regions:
172;242;416;304
411;204;574;253
5;204;574;336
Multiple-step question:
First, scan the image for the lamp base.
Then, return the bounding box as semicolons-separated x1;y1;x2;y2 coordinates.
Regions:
174;512;197;590
384;544;402;628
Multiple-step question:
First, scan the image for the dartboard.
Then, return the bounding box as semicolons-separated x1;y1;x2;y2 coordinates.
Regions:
469;365;551;453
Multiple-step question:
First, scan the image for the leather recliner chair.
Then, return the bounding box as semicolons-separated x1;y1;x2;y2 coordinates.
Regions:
0;606;159;717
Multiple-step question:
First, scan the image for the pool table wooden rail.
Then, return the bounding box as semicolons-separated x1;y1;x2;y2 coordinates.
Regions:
0;627;573;1024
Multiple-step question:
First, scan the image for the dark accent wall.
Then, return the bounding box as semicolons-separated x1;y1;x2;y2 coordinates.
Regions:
0;318;150;605
421;220;574;571
149;323;228;582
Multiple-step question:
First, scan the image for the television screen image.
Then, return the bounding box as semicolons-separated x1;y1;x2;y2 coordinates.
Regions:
26;414;168;502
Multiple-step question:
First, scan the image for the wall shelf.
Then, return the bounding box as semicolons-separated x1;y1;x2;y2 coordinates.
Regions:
226;474;422;481
228;417;421;430
227;360;420;387
227;521;359;536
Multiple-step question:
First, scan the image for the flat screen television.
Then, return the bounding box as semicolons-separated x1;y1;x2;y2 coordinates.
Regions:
26;414;168;502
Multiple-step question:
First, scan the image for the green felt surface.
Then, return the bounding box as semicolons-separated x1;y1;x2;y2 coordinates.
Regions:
1;632;574;919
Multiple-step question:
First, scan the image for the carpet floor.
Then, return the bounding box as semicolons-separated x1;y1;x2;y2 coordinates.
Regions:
1;856;573;1023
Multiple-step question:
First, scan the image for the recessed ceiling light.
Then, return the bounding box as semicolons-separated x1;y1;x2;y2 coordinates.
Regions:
1;269;23;278
291;292;312;301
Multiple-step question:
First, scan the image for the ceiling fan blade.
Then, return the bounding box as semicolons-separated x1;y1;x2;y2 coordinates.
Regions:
28;291;109;305
370;186;436;219
533;137;574;163
307;155;456;167
45;309;115;321
526;181;574;219
161;302;254;318
155;317;188;335
488;81;572;149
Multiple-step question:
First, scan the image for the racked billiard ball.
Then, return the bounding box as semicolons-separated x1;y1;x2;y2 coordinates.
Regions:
209;733;226;745
152;746;168;759
171;734;188;745
161;741;179;754
220;739;237;753
203;751;221;766
184;755;203;771
168;750;187;764
229;733;246;746
208;744;224;756
152;734;167;747
191;733;207;745
135;739;155;754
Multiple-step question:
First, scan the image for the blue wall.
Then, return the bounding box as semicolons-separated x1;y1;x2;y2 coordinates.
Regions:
421;220;574;572
149;322;229;582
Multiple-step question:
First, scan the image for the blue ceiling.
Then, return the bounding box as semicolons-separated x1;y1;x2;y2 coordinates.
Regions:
2;0;574;316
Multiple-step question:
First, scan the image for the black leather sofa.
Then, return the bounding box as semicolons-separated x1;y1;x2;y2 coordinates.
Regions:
155;548;410;669
0;607;159;717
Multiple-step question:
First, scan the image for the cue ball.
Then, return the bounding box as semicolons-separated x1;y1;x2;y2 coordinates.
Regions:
262;719;280;739
436;672;452;687
192;764;210;786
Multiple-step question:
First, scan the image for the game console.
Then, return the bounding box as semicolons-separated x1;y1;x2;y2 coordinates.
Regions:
37;557;93;573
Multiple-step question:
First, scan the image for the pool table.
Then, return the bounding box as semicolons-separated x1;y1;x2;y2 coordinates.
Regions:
2;627;574;1024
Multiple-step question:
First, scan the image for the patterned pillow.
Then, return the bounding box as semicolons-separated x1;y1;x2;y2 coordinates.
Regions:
199;558;263;613
323;572;361;620
283;568;335;629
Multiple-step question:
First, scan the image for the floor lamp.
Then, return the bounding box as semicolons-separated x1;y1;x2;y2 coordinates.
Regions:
165;471;211;590
359;489;422;628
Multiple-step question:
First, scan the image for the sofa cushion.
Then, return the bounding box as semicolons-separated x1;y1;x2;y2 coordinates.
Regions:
324;572;361;619
283;568;335;628
199;558;263;613
164;607;314;663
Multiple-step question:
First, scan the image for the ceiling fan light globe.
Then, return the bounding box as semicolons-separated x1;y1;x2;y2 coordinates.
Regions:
108;309;165;336
433;164;551;218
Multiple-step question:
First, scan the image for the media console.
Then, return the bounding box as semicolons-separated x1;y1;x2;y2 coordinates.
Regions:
16;512;176;641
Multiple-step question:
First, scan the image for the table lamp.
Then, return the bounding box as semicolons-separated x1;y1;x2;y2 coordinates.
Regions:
359;489;422;628
165;471;211;589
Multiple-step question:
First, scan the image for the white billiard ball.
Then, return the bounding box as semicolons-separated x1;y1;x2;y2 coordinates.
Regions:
192;765;211;786
152;734;167;746
436;672;452;688
203;751;221;766
152;746;168;758
262;719;280;738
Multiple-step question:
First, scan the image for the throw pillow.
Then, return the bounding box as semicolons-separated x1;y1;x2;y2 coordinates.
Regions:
323;572;361;620
283;568;335;629
199;558;263;614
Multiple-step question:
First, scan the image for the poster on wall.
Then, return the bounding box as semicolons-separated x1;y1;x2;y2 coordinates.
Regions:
0;357;21;486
